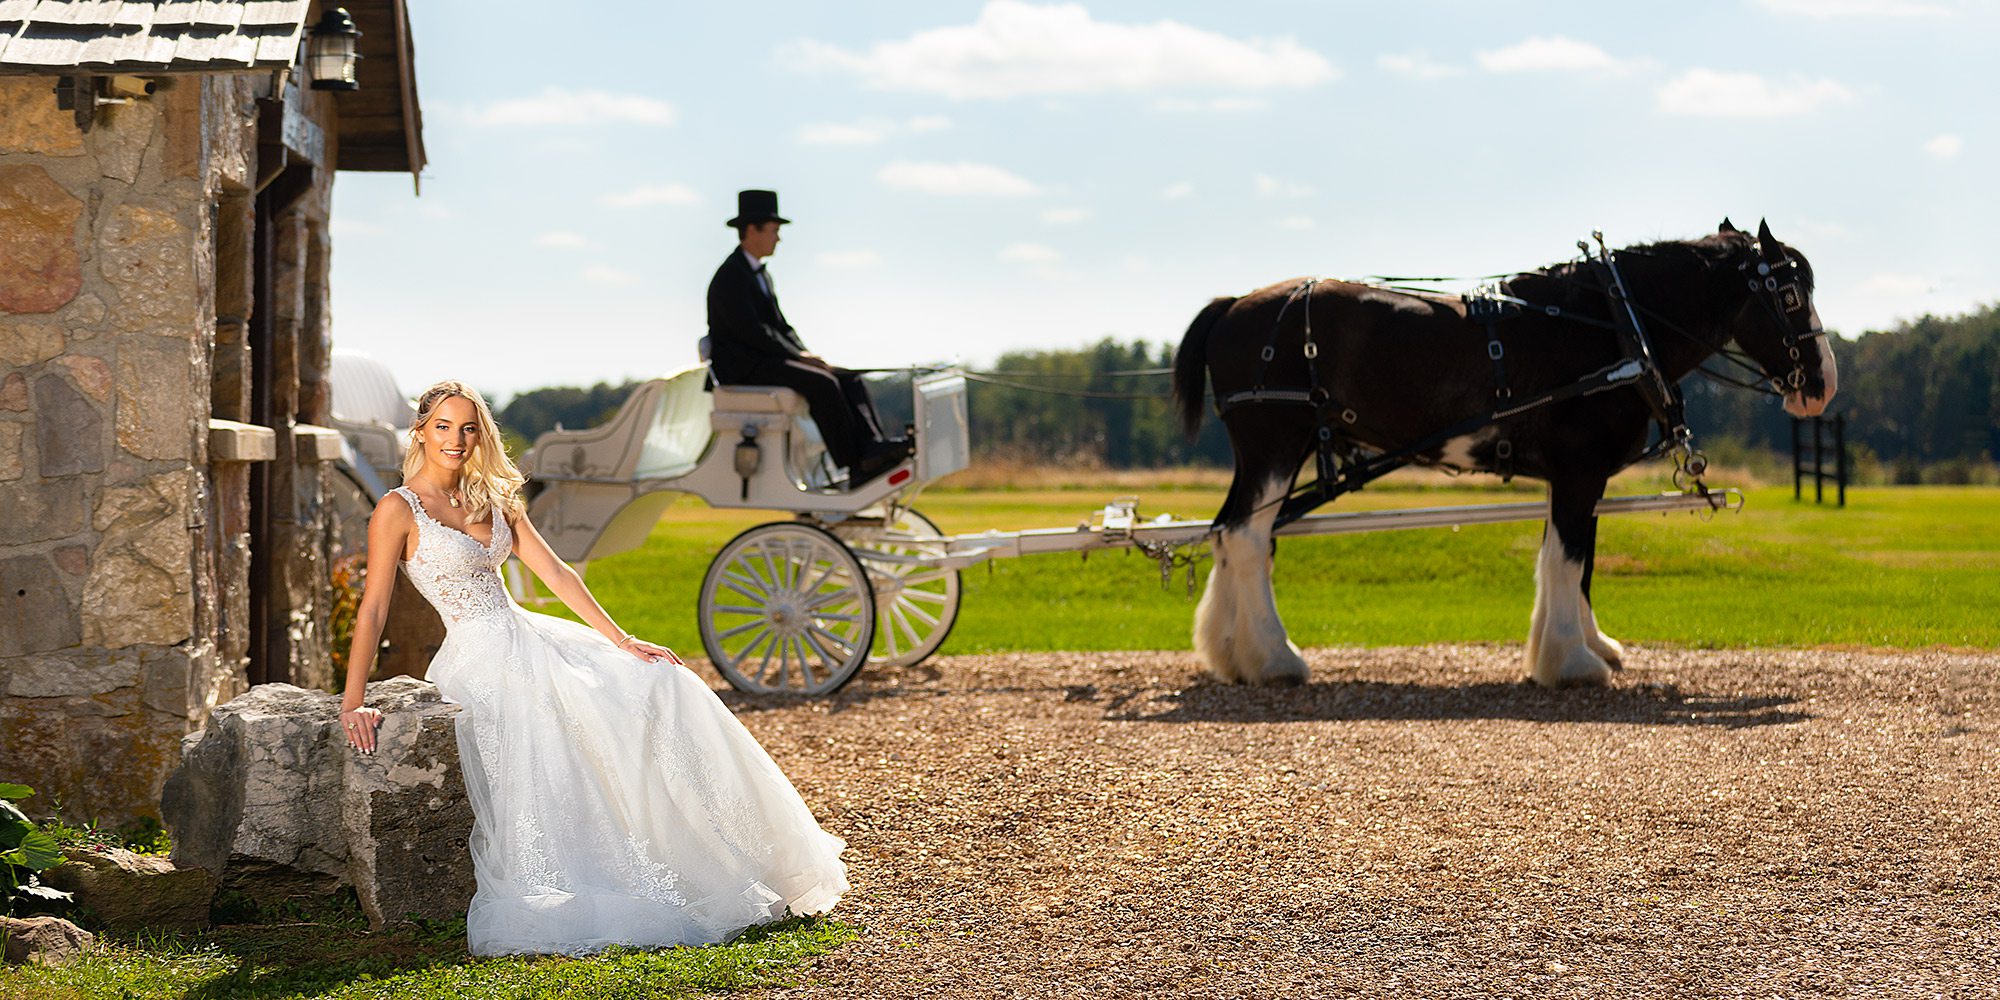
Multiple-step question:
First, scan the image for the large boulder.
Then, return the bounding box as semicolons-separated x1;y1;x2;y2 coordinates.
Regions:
159;677;474;929
44;847;218;933
1;915;94;966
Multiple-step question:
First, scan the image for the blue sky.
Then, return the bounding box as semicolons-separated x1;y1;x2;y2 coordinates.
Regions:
330;0;1997;402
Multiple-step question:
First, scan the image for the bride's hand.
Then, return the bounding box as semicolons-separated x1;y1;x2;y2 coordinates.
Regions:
619;635;682;666
340;705;384;754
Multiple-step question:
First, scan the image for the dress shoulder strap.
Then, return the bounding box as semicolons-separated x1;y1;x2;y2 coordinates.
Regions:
390;485;427;520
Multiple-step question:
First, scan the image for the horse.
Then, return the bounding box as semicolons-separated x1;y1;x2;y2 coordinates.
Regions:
1171;219;1837;688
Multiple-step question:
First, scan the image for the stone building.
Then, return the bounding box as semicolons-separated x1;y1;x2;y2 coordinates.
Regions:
0;0;425;823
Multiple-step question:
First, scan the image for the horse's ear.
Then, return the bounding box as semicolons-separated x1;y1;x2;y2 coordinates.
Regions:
1757;218;1779;256
1719;217;1740;235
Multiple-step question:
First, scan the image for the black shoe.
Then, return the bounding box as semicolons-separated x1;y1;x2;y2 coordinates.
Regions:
852;444;908;483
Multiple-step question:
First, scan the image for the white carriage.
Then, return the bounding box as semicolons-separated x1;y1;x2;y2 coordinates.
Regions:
515;366;1741;699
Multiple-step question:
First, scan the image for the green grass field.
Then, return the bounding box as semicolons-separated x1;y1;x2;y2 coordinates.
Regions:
3;912;853;1000
532;481;2000;657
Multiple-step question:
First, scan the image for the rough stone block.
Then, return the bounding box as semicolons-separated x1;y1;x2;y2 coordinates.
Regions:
0;676;181;827
162;678;475;929
0;556;83;656
1;372;27;410
115;336;197;462
0;80;86;156
44;847;217;934
0;915;95;966
1;650;137;697
0;423;20;481
0;165;84;314
161;684;354;902
0;318;64;366
81;471;192;649
0;478;85;545
33;373;106;477
99;205;195;332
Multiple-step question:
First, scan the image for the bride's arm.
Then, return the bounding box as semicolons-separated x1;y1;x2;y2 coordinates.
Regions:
509;509;682;665
339;495;415;753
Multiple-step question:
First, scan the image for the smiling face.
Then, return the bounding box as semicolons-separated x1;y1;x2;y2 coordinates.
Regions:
418;394;481;481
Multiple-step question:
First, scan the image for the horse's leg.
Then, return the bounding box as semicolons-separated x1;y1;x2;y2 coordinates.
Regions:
1576;515;1625;668
1528;472;1615;688
1193;419;1310;685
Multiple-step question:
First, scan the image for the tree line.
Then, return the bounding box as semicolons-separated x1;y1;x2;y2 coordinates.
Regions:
497;304;1998;475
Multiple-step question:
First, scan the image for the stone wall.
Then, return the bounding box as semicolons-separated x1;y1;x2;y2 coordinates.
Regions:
0;73;342;823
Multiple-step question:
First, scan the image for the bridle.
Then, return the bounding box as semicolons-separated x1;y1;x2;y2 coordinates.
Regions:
1735;242;1827;395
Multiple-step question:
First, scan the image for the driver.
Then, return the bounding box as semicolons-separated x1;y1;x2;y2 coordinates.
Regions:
705;189;910;484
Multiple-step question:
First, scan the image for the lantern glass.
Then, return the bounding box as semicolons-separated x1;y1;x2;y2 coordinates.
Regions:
308;8;362;91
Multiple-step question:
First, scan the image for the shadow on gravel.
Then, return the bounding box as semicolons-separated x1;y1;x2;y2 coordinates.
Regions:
1110;680;1809;728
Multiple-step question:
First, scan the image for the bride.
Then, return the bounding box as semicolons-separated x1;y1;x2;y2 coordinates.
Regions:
337;380;846;956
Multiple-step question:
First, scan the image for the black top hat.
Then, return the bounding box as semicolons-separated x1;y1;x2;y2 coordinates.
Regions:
727;189;790;228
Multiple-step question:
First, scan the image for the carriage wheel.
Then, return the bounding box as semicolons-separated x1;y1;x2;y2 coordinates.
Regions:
699;522;876;696
837;509;963;669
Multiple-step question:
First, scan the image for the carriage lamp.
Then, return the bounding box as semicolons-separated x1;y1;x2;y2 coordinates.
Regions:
734;426;762;499
308;8;363;91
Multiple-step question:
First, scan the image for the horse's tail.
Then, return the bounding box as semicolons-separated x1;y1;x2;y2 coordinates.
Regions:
1174;296;1236;441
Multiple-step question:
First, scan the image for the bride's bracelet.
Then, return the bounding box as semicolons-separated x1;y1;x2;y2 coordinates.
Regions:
613;633;636;648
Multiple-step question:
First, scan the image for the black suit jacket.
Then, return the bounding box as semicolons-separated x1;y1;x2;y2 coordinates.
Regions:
706;249;808;381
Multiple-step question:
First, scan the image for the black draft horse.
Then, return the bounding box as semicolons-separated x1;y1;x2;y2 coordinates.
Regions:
1172;220;1837;688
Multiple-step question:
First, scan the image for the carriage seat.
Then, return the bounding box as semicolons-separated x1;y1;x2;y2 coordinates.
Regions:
707;383;837;489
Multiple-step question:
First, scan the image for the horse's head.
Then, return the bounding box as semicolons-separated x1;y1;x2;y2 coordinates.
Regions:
1718;218;1838;417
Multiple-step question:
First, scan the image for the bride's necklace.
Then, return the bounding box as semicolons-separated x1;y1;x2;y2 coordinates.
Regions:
422;472;463;509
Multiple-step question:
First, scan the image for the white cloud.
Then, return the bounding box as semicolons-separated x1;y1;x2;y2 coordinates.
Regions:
1476;36;1629;74
460;88;676;127
1923;133;1963;159
1656;69;1852;117
1154;96;1268;113
581;265;639;286
1378;52;1462;81
786;1;1336;100
999;242;1063;264
535;231;591;250
598;183;700;208
877;161;1040;196
817;250;883;270
1041;207;1091;225
1161;181;1195;201
416;202;453;221
1276;215;1316;231
1255;174;1316;200
1755;0;1951;16
796;115;956;145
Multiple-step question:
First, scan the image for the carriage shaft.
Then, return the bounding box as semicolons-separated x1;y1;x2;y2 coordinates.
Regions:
864;489;1742;570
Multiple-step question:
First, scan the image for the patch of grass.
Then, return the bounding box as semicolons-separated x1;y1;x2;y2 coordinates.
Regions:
526;482;1999;656
1;914;855;1000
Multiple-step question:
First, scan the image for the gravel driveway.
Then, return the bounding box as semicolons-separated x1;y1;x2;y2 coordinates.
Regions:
720;646;1997;999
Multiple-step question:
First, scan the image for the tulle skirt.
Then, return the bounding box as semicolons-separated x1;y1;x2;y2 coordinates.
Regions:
427;606;847;956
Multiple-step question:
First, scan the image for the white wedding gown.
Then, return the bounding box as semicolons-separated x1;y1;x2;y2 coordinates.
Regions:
388;486;847;955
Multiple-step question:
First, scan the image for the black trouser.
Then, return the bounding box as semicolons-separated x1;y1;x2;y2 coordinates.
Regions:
723;357;887;470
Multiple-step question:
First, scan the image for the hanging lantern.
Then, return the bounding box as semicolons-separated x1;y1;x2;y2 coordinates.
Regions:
307;7;362;91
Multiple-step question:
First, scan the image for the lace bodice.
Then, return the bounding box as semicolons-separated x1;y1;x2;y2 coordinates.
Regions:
393;486;514;627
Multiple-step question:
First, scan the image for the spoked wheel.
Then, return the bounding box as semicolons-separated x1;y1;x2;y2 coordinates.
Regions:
699;522;876;695
837;508;962;668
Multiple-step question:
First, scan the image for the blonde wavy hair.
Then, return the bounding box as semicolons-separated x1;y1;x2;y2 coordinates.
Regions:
401;380;526;522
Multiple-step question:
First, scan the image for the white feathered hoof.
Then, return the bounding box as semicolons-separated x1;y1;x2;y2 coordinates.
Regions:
1246;642;1310;685
1531;643;1614;689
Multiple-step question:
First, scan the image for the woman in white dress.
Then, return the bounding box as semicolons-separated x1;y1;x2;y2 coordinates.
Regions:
337;380;847;956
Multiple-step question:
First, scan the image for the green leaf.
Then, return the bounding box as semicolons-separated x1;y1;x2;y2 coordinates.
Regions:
0;783;32;801
15;830;62;872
